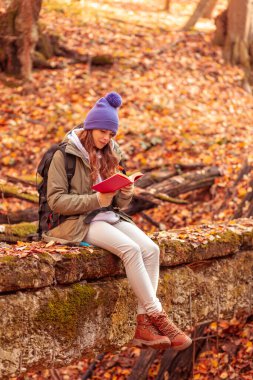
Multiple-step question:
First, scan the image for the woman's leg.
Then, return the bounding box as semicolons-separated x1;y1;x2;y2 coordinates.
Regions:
85;221;162;314
111;222;192;351
113;220;160;314
86;221;189;351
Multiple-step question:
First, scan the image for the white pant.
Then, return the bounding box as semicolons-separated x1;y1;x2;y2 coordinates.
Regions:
85;220;162;314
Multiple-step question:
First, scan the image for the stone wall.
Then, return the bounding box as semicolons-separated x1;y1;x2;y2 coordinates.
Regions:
0;218;253;378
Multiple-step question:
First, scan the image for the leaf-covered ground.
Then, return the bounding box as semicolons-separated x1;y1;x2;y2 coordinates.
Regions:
10;313;253;379
1;0;253;379
1;0;253;233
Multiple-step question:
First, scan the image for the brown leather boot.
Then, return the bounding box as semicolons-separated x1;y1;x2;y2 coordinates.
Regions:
148;310;192;351
129;314;171;350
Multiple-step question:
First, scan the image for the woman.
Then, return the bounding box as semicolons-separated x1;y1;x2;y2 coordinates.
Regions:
44;92;192;351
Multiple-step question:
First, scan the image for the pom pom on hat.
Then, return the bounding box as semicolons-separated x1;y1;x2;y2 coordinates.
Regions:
105;92;122;108
84;91;122;134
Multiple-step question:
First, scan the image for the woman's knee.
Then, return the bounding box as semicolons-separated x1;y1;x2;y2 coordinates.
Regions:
143;241;160;261
122;243;142;266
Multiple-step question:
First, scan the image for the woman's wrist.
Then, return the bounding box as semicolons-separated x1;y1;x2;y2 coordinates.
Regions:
119;192;133;200
96;193;103;207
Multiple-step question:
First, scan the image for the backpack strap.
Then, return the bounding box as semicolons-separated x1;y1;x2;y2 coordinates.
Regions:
37;142;76;237
65;152;76;192
37;144;62;178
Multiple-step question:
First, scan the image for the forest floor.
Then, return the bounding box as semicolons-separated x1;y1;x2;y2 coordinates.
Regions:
17;313;253;380
1;0;253;379
1;0;253;232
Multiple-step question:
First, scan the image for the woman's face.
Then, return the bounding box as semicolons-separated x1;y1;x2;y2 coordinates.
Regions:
92;129;115;149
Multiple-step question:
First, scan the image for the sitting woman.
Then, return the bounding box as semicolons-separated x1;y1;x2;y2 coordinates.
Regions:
44;92;192;351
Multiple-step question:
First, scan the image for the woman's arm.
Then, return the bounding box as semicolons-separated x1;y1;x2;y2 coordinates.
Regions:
47;150;100;215
112;142;134;209
113;186;133;209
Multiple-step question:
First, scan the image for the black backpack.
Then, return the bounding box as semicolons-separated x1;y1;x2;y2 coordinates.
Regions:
37;142;76;237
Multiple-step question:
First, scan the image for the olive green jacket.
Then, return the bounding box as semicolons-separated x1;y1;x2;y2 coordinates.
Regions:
42;139;133;244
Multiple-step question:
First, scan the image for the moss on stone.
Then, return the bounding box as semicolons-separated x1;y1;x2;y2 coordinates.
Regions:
61;252;81;259
4;222;37;237
0;255;17;264
218;230;241;247
162;273;173;283
35;283;97;339
81;248;107;258
61;248;105;261
36;252;55;264
166;239;191;255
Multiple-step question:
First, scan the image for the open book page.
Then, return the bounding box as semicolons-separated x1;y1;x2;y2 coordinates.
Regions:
92;171;143;193
128;172;143;183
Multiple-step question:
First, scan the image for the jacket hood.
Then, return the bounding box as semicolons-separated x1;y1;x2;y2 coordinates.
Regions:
63;128;123;163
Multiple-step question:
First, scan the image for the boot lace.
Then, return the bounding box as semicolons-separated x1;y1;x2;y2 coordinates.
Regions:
152;312;182;340
142;316;162;335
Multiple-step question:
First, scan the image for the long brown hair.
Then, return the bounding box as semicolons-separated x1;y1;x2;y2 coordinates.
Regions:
79;130;118;184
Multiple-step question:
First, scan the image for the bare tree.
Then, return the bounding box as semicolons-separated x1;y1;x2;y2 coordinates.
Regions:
214;0;253;92
182;0;218;31
0;0;42;80
164;0;171;12
202;0;218;18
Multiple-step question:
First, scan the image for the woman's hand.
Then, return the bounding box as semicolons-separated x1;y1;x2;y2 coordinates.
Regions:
97;191;117;207
120;184;134;198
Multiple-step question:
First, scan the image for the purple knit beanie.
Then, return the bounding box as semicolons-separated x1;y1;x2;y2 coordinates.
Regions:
84;92;122;134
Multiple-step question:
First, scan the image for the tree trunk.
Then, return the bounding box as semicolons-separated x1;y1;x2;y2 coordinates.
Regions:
223;0;253;80
0;0;42;80
202;0;218;18
182;0;216;31
164;0;171;12
214;0;253;91
213;9;228;46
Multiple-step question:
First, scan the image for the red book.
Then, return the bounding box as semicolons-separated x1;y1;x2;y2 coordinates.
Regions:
92;172;143;193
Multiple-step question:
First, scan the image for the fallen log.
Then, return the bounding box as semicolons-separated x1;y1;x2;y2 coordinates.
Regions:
126;166;222;214
135;169;176;188
0;181;38;204
0;222;37;243
5;175;37;187
0;166;221;221
0;208;38;224
0;166;221;232
148;166;221;197
0;169;173;205
35;31;114;68
174;162;206;171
